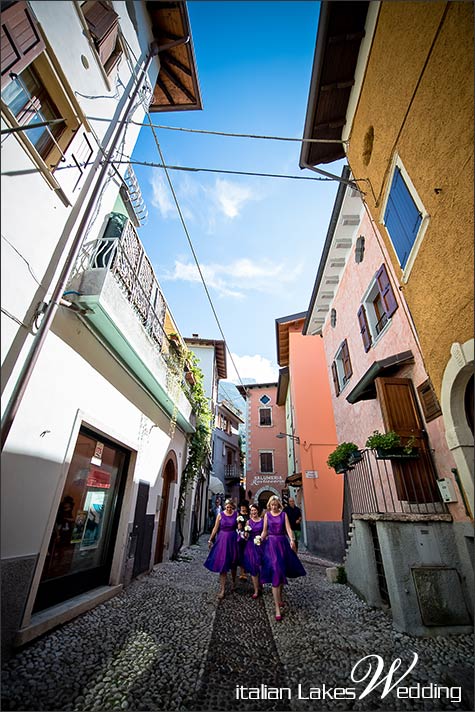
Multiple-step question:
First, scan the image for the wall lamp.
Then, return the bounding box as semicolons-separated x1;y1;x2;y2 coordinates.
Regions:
276;432;300;444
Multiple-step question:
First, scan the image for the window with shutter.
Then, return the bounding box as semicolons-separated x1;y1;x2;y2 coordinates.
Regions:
384;166;424;269
81;1;121;74
417;378;442;423
259;407;272;427
259;451;274;474
333;340;352;394
358;263;398;349
1;1;45;89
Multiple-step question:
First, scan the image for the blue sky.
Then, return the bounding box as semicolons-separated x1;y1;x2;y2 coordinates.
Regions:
130;1;344;385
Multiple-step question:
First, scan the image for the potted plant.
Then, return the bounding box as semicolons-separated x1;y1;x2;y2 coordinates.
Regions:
327;442;360;474
365;430;419;459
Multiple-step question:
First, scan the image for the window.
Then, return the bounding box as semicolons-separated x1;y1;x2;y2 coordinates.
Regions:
357;264;398;352
1;2;81;171
259;451;274;474
383;165;425;270
259;407;272;427
81;1;122;75
331;339;352;396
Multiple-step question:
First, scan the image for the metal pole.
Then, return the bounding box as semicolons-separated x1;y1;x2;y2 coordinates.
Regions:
1;44;159;450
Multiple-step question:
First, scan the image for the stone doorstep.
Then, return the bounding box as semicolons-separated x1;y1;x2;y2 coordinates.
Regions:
15;585;123;648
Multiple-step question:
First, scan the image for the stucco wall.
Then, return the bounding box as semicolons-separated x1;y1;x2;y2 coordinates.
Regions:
244;385;287;501
347;1;474;397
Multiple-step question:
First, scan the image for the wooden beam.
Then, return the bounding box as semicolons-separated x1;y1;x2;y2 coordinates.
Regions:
328;30;366;45
162;52;192;77
159;63;196;103
156;76;175;106
313;118;347;130
321;79;355;92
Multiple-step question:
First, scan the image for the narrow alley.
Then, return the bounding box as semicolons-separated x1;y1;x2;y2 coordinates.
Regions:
2;540;473;712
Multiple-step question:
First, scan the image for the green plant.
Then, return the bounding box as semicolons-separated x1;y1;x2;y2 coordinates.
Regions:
365;430;417;454
326;442;360;471
365;430;401;450
174;351;212;555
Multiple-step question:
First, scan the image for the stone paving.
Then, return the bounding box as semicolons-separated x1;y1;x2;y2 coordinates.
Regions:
1;538;473;712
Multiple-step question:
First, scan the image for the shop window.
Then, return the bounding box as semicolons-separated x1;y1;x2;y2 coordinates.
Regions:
357;264;398;352
383;164;426;270
259;451;274;474
331;339;352;396
259;407;272;427
81;0;122;75
1;1;81;170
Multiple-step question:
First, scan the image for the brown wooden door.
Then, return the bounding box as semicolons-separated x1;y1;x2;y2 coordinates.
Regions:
154;459;175;564
375;377;440;503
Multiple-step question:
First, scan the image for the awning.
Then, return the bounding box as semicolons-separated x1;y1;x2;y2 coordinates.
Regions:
208;475;224;495
346;350;415;404
286;472;302;487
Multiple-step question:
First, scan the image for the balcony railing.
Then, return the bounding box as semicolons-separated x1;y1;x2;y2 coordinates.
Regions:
343;448;447;519
224;465;241;480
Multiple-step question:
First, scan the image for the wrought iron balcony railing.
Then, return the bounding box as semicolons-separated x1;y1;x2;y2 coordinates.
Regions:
224;465;241;480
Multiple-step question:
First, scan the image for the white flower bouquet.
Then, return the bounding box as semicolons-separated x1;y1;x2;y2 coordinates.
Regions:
237;515;245;523
244;524;252;532
254;535;262;546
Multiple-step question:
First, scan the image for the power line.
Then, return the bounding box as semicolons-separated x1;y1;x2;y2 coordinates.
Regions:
114;157;333;182
87;116;347;145
143;115;249;394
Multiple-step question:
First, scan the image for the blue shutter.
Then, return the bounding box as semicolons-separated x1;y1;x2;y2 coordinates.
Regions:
384;167;422;268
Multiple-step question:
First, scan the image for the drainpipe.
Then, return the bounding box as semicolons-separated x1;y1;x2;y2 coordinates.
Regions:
1;39;190;450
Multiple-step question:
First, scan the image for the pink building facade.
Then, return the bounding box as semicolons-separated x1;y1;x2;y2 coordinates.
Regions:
238;383;288;510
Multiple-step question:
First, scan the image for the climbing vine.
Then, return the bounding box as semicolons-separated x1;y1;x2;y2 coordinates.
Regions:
174;350;212;553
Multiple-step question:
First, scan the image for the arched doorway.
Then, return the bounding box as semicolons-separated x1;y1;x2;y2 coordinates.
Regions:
154;457;176;564
441;339;474;517
255;487;280;513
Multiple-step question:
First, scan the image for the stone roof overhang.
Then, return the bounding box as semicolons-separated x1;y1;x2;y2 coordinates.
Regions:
237;382;278;399
147;1;202;112
346;350;415;404
299;1;369;168
275;312;307;367
286;472;302;487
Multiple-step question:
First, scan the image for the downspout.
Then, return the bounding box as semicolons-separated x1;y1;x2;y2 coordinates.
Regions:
1;39;188;450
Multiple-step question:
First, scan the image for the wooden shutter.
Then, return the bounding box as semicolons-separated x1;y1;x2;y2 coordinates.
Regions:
331;361;340;396
82;1;119;65
1;1;45;88
417;378;442;422
357;304;372;352
384;167;422;269
341;339;353;380
375;263;398;318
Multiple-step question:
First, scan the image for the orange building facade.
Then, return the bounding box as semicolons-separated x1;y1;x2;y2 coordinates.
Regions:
276;314;344;561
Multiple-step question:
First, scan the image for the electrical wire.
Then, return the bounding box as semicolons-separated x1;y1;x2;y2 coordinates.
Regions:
113;157;333;181
143;113;249;394
87;116;348;145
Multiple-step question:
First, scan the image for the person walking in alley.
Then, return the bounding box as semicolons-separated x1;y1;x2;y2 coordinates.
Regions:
283;497;302;551
236;502;250;581
243;502;264;598
261;496;306;621
204;499;238;599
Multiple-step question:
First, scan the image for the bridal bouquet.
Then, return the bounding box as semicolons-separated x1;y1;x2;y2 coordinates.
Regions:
254;535;262;546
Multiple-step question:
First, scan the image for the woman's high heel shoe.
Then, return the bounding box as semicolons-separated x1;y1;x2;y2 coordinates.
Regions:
251;592;259;599
275;614;282;621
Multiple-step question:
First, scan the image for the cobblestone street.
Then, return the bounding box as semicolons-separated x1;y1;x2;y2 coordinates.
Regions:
2;539;473;712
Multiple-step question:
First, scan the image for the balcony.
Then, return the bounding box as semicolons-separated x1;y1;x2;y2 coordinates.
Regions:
68;213;194;433
224;465;241;481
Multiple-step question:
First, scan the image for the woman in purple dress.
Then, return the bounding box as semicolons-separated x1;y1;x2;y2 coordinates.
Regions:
243;503;264;598
261;495;306;620
204;499;238;598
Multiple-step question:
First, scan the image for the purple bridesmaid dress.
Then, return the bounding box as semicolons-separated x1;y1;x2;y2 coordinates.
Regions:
261;511;306;586
243;517;264;576
204;510;238;573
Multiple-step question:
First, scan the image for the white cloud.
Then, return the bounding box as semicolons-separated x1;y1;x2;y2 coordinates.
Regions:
210;178;255;218
227;353;278;384
163;258;303;299
150;170;175;218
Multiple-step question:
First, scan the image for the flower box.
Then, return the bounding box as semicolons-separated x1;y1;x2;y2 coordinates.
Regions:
375;447;420;460
348;450;363;465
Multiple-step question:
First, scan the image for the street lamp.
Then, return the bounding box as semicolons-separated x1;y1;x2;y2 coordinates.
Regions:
276;432;300;444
